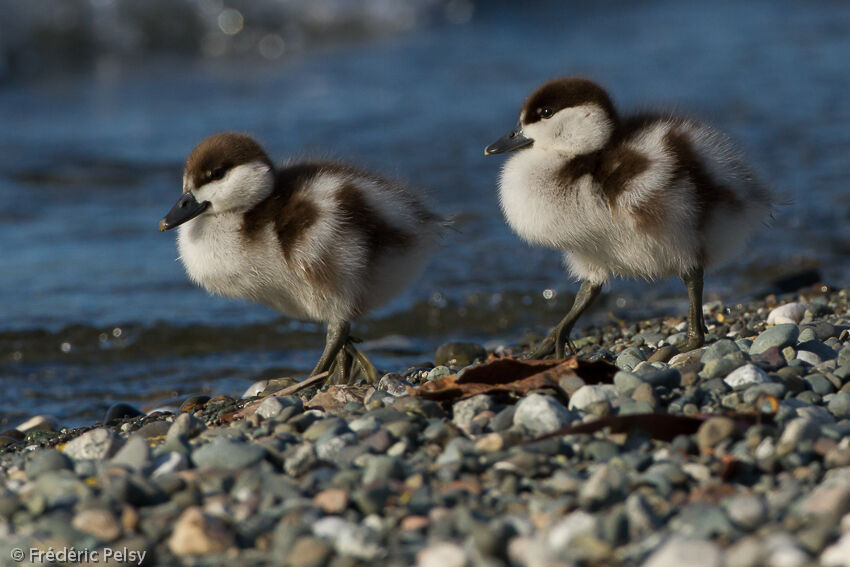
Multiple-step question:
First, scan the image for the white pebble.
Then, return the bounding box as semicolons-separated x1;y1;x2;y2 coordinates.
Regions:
643;536;722;567
568;385;617;411
724;364;772;389
417;542;468;567
820;532;850;567
242;380;269;398
767;302;806;325
547;510;596;552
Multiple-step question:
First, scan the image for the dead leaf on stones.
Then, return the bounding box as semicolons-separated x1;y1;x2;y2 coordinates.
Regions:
525;411;774;445
408;356;617;401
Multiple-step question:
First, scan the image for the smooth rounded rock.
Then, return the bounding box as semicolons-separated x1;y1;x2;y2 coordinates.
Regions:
513;394;574;434
435;342;486;367
696;417;736;452
643;536;722;567
166;413;205;441
767;303;806;325
750;324;799;355
242;379;269;399
569;385;617;412
110;434;151;471
616;347;647;372
25;449;72;479
613;371;645;397
104;403;144;424
16;415;58;433
724;364;772;389
168;506;235;555
701;339;740;363
827;392;850;418
63;428;124;460
257;395;303;420
72;508;122;542
452;395;494;426
192;438;266;470
417;542;468;567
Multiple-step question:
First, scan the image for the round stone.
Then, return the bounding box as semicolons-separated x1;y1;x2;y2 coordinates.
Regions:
724;365;772;389
767;303;806;325
192;438;266;470
750;324;799;355
513;394;574;434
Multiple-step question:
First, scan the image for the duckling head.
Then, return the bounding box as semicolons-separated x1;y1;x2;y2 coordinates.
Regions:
160;132;274;231
486;78;618;158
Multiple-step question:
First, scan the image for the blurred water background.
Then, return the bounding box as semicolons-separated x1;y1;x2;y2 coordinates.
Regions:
1;0;849;426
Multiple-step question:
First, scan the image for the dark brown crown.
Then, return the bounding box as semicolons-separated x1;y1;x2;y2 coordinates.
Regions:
521;78;617;125
185;132;273;190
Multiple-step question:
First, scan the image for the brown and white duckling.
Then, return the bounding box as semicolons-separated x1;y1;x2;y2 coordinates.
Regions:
485;78;773;357
159;132;443;384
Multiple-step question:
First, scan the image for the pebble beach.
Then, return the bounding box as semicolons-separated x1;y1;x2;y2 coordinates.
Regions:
2;286;850;566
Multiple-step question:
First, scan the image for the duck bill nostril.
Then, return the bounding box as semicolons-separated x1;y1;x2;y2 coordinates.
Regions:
159;192;210;231
485;125;533;155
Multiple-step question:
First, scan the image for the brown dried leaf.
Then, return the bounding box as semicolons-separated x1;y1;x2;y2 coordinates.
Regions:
408;356;617;402
527;413;707;443
527;410;774;445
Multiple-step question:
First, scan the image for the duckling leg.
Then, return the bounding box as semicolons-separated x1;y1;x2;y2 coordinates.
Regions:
681;266;706;351
326;343;354;385
525;280;602;359
345;340;380;384
311;321;350;377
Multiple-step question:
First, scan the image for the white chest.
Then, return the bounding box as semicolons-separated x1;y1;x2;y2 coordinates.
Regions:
498;149;610;251
177;215;255;297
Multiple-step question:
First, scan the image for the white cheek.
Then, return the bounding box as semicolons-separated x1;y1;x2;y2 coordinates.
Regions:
529;104;613;156
202;161;273;213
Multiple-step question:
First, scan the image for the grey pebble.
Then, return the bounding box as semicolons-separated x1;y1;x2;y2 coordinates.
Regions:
701;339;740;363
805;374;835;396
613;371;645;397
25;449;72;479
750;324;799;355
722;495;768;531
257;395;304;420
303;417;350;442
192;438;266;470
362;455;404;484
63;428;124;460
452;394;494;426
426;365;452;382
166;413;205;441
110;434;151;471
377;373;411;396
616;347;647;372
827;391;850;418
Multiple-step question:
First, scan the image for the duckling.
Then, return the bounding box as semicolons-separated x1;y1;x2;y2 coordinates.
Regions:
159;132;443;384
485;78;773;357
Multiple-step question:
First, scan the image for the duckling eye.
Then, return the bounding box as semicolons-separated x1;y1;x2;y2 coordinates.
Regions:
540;108;553;118
209;167;227;181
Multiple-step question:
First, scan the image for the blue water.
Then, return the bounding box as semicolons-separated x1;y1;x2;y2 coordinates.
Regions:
1;0;849;426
